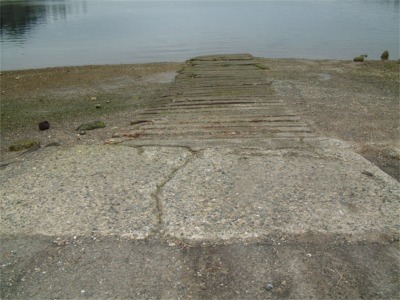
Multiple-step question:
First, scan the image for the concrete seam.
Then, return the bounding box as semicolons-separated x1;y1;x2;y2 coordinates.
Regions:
149;147;203;238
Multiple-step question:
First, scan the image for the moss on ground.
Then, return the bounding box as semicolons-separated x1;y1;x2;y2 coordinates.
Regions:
9;139;39;151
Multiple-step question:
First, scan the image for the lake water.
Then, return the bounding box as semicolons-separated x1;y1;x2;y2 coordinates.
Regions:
1;0;399;71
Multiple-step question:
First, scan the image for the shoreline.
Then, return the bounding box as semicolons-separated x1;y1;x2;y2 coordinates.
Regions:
1;57;399;73
1;58;399;180
0;61;182;73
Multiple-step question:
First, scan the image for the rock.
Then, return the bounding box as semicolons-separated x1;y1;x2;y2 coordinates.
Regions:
353;56;364;62
76;121;106;131
9;139;40;151
381;50;389;60
265;283;274;291
95;104;102;109
39;121;50;131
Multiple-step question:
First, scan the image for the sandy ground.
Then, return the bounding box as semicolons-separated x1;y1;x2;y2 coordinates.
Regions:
1;59;399;180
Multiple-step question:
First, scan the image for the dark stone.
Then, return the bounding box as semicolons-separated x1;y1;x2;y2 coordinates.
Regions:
353;56;364;62
39;121;50;131
381;50;389;60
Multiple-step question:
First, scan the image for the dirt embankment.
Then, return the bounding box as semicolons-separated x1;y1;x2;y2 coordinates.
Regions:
1;59;399;180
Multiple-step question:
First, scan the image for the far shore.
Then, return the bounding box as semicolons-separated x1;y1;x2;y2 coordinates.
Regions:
1;58;399;180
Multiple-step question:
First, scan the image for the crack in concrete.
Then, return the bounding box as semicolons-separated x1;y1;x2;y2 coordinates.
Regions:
137;146;203;238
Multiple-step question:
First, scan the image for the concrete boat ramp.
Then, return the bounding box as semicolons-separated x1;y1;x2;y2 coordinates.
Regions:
111;53;314;147
1;55;399;299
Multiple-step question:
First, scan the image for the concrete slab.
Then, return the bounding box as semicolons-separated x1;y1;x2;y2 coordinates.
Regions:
160;143;400;243
3;139;397;244
0;145;191;238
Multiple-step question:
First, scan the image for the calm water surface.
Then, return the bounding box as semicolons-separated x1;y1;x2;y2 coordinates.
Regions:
1;0;399;70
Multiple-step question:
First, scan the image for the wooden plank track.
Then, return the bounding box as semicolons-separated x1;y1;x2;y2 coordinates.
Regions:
110;54;314;145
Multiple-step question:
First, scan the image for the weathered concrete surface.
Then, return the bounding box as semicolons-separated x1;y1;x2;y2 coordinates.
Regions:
1;142;398;242
0;145;192;238
161;144;399;243
1;55;399;299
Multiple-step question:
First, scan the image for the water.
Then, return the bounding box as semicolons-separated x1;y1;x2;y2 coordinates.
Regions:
1;0;399;71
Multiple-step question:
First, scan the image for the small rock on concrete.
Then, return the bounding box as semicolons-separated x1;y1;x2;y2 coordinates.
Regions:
95;104;102;109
